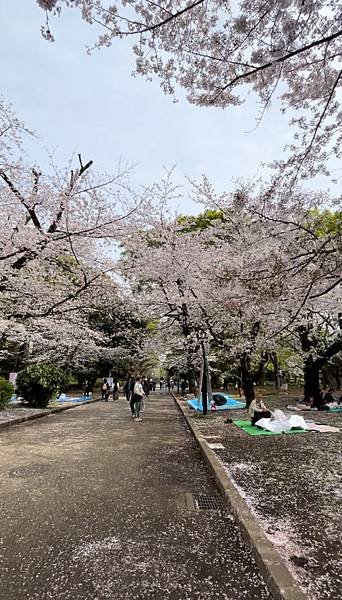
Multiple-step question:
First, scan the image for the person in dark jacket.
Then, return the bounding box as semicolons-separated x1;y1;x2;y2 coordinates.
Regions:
141;376;149;413
83;380;90;397
323;389;336;404
142;376;149;397
124;376;135;403
113;381;119;401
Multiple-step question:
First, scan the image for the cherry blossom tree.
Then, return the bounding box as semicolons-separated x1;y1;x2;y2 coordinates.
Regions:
120;170;341;403
0;97;145;370
36;0;342;180
191;177;342;401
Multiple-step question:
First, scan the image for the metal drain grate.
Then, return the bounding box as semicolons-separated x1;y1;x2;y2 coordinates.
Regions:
193;493;227;511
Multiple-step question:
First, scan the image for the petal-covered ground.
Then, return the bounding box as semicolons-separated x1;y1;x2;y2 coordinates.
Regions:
189;392;342;599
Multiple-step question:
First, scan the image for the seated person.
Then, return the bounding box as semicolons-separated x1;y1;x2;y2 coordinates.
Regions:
212;393;227;406
312;391;330;411
249;395;271;426
323;389;335;404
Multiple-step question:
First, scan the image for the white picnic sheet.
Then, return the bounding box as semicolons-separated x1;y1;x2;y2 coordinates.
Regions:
256;410;308;433
307;423;340;433
256;409;340;434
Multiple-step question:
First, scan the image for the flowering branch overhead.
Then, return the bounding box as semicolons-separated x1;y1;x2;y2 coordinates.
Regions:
35;0;342;180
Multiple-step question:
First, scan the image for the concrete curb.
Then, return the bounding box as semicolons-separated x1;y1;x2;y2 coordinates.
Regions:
0;397;101;431
173;394;308;600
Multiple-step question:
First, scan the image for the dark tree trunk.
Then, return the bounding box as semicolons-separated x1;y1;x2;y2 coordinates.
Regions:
240;352;255;408
202;352;208;416
303;355;321;403
299;322;342;403
256;352;268;385
321;367;329;389
269;352;279;389
187;369;197;394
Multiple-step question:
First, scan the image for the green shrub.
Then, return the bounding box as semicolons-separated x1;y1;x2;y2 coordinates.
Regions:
0;378;14;410
16;364;70;408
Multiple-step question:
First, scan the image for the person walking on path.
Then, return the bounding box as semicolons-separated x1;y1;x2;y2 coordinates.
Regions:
132;377;145;421
124;376;135;403
101;378;109;401
141;376;149;414
83;380;90;397
112;381;119;402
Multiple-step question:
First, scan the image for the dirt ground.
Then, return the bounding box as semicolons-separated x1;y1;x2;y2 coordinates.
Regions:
187;390;342;600
0;406;50;424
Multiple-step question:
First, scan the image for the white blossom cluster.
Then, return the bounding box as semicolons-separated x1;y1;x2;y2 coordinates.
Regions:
0;98;144;369
36;0;342;181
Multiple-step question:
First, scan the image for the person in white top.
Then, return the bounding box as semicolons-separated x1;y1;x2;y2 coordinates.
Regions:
248;394;271;426
133;377;145;421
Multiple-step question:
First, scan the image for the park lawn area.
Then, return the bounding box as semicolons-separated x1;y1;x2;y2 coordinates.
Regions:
189;392;342;600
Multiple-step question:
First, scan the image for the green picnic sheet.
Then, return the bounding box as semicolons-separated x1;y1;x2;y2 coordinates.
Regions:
233;420;310;436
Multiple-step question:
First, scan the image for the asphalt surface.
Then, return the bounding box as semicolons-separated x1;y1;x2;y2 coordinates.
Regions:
0;394;271;600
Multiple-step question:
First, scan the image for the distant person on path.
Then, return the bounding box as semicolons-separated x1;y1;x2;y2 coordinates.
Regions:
102;378;109;401
83;380;90;397
113;381;119;402
159;379;163;390
133;377;145;421
180;380;186;396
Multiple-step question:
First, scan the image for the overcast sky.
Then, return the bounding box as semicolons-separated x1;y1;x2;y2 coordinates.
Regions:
0;1;336;213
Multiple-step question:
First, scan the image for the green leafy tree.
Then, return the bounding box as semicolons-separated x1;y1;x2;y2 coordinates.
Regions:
0;378;14;410
16;364;70;408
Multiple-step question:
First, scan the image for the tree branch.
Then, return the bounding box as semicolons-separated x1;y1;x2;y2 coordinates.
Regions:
0;170;42;230
216;28;342;98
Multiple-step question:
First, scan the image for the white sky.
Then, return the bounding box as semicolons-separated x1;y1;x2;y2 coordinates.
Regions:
0;1;337;213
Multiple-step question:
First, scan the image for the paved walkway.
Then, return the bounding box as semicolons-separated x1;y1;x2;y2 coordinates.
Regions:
0;394;271;600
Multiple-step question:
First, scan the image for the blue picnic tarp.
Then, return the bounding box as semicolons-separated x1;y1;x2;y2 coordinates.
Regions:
56;393;92;403
187;394;245;412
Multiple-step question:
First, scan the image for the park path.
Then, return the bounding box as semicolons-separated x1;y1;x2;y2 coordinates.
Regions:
0;394;271;600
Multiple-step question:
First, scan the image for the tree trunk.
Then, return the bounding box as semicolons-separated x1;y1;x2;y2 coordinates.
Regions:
187;369;197;394
270;352;280;389
256;352;268;385
240;352;255;408
200;342;208;415
299;323;342;402
303;355;321;403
